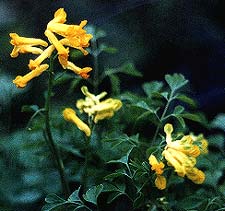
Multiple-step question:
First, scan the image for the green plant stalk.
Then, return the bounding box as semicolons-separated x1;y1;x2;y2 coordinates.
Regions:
92;38;99;93
44;56;70;197
82;135;91;190
152;91;174;144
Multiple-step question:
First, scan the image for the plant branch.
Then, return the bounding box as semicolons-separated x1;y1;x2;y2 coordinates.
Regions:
44;56;70;197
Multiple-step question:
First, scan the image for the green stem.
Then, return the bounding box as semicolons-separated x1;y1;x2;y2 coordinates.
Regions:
92;38;99;93
82;136;91;190
44;57;70;197
152;91;174;144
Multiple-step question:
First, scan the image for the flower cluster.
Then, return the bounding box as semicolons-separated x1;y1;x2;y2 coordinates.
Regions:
9;8;93;88
63;86;122;136
149;123;208;190
76;86;122;123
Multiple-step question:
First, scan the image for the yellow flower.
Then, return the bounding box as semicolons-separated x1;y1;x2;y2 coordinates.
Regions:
162;123;207;184
149;154;167;190
45;8;93;69
148;154;164;175
28;45;55;70
10;8;93;88
59;60;92;79
13;64;49;88
48;8;67;24
59;24;93;56
44;29;69;61
9;33;48;58
63;108;91;137
76;86;122;123
162;148;196;177
155;175;167;190
186;167;205;184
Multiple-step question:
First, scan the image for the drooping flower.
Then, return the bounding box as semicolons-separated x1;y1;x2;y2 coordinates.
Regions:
148;154;167;190
13;64;49;88
63;108;91;137
28;45;55;70
9;33;48;58
76;86;122;123
155;175;167;190
9;8;93;88
45;8;93;75
162;123;207;184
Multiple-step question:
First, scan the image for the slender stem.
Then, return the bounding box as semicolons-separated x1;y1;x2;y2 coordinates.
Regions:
81;117;95;190
92;38;99;93
44;56;70;197
152;91;174;144
82;136;91;190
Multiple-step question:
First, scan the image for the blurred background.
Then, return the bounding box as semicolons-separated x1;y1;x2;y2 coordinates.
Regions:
0;0;224;210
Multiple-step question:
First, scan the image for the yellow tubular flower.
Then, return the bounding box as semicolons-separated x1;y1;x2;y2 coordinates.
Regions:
155;175;167;190
48;8;67;24
47;22;86;38
164;123;173;144
44;30;69;60
63;108;91;137
149;154;165;175
13;64;49;88
59;60;92;79
162;149;186;177
92;99;122;123
200;139;209;154
76;86;122;123
162;123;207;185
186;168;205;184
28;45;55;70
9;33;48;57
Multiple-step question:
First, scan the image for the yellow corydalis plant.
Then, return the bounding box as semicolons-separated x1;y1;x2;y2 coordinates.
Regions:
9;8;93;88
76;86;123;123
162;123;208;184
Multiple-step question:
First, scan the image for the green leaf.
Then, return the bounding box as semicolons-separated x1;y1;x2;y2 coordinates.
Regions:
210;113;225;131
73;205;90;211
42;194;67;211
172;114;186;128
45;194;66;204
107;191;124;204
173;105;185;114
107;148;133;166
133;192;145;209
175;196;206;210
21;105;39;113
135;101;152;111
142;81;164;98
153;91;169;100
102;183;122;193
180;112;207;125
53;73;74;86
120;62;143;77
41;203;68;211
95;29;107;39
83;184;104;205
109;74;120;95
69;78;82;94
104;169;131;180
99;44;118;54
165;73;188;92
70;49;85;59
68;186;82;202
176;94;197;108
